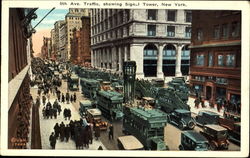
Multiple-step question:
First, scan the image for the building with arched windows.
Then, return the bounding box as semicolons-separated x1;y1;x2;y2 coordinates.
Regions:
90;9;191;79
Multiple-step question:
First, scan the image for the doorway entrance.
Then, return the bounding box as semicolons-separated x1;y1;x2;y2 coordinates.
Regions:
206;86;212;100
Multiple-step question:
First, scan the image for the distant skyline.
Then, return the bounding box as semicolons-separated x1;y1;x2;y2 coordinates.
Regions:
31;9;68;31
31;9;68;55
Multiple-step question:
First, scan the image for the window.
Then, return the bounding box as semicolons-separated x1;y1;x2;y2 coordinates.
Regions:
196;54;204;66
144;49;157;56
185;11;192;22
217;54;224;66
148;25;156;36
181;50;190;57
197;28;203;41
231;21;240;37
167;26;175;37
148;9;157;20
226;54;235;67
167;10;176;21
185;27;191;38
222;24;229;38
127;26;129;36
213;25;220;39
208;53;213;67
216;78;228;85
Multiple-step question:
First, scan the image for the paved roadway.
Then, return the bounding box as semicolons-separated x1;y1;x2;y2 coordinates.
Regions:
164;123;240;151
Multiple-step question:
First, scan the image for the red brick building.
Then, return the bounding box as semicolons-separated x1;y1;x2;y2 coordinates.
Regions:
80;16;91;64
70;16;91;65
41;37;51;59
70;29;81;64
8;8;36;149
189;11;241;110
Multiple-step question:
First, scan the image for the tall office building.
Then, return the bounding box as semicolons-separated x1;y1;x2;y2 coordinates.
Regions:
70;16;91;65
65;8;89;60
54;20;65;60
90;9;191;78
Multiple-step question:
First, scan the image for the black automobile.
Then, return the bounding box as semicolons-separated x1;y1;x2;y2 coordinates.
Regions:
195;110;220;126
168;109;196;130
228;122;240;146
179;131;209;151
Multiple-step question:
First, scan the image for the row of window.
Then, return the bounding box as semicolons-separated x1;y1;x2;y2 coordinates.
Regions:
92;9;191;23
92;26;130;44
147;10;192;23
143;50;190;57
92;10;130;27
147;25;191;38
69;9;85;13
197;21;240;41
68;17;81;20
192;76;228;85
196;53;236;67
92;12;130;35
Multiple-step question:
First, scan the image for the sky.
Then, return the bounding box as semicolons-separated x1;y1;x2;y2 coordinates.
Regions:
31;9;68;30
31;9;68;55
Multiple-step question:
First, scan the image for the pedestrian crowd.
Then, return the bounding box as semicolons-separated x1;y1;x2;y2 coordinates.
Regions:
194;92;241;115
49;118;93;149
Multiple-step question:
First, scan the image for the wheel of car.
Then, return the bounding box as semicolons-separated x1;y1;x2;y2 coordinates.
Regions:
179;145;184;150
167;115;171;123
178;122;184;130
209;142;217;151
188;121;195;129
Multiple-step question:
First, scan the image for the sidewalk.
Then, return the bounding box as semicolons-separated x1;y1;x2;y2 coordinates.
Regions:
30;84;106;150
187;97;225;116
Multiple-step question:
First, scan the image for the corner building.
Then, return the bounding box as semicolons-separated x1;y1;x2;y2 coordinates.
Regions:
189;11;241;105
90;9;191;78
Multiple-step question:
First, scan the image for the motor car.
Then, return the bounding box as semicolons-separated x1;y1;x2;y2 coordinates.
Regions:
86;108;108;131
179;131;209;151
200;124;229;150
228;122;240;146
117;135;144;150
79;100;92;118
68;75;79;91
195;110;220;126
168;109;196;130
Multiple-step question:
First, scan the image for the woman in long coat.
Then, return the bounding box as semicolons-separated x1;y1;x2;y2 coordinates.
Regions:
94;125;100;140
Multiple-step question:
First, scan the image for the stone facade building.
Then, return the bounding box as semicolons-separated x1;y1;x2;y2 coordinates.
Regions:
50;29;56;60
65;8;89;60
189;11;241;107
8;8;36;149
90;9;191;78
59;22;67;61
54;20;65;60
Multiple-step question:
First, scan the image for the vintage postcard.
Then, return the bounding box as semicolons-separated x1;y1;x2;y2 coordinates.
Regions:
1;0;249;157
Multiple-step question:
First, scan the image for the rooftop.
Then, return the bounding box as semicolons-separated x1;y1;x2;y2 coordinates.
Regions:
175;109;191;113
183;131;208;143
130;107;167;119
117;135;144;150
98;90;123;100
199;110;220;116
204;124;227;131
